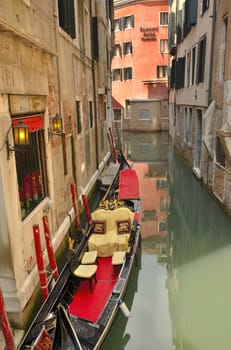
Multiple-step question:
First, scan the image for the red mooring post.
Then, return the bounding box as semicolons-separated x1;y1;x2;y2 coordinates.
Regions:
0;289;15;350
109;127;117;163
33;224;49;301
81;194;92;225
42;216;59;281
70;182;82;232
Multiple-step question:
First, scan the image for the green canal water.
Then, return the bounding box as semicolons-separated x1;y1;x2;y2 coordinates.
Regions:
101;131;231;350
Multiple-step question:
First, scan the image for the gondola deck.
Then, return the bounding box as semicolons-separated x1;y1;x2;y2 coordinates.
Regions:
69;257;117;323
18;152;141;350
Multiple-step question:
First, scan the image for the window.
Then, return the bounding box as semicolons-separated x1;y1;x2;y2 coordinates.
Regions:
122;15;134;29
219;17;228;82
186;51;190;87
123;42;133;55
114;44;121;57
156;179;168;190
76;101;82;134
89;101;93;128
176;106;180;136
15;122;47;220
114;18;122;31
160;39;168;53
159;222;167;231
197;36;206;83
184;107;192;144
114;109;121;121
216;137;225;167
143;210;157;221
200;0;209;15
157;66;168;78
160;12;168;26
125;100;131;119
191;46;196;85
140;143;151;152
58;0;76;38
139;110;150;120
124;67;133;80
112;68;122;81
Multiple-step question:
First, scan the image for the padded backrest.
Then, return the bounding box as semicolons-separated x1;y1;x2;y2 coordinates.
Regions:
91;207;134;234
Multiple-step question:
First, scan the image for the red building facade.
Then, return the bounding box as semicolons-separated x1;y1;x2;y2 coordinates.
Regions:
112;0;169;131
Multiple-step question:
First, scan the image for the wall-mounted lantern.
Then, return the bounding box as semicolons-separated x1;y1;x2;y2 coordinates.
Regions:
4;121;29;159
52;113;63;134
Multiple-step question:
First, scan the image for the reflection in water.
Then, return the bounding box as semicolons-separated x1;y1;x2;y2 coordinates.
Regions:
167;147;231;350
102;131;231;350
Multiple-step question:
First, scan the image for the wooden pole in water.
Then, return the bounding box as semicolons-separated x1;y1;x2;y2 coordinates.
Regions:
109;127;117;163
81;193;92;225
70;182;82;232
33;225;49;301
42;216;59;281
0;289;15;350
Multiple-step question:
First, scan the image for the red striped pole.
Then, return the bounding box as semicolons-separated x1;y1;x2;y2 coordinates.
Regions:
42;216;59;281
70;183;82;232
33;225;49;301
109;127;117;163
81;194;92;225
0;289;15;350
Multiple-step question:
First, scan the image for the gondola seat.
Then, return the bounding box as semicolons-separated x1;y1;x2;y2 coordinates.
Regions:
73;264;97;292
88;207;135;257
81;251;97;264
112;251;126;273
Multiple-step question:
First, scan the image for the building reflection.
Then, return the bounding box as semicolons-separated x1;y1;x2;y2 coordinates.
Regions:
122;131;170;256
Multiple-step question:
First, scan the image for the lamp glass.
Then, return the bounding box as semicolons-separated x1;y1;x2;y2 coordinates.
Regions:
53;114;63;133
13;121;29;146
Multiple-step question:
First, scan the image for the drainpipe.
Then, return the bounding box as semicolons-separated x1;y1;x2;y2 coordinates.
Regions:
208;0;217;104
90;1;99;170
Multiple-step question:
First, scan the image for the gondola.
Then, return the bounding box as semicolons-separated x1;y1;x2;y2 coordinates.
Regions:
19;152;141;350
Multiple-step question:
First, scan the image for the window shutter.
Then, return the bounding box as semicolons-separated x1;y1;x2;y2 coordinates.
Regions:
189;0;198;25
123;43;126;55
170;58;176;87
92;17;99;61
176;57;185;89
131;14;134;28
122;16;126;29
69;0;76;38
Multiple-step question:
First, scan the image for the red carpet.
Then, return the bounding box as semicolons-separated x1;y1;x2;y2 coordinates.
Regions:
69;257;118;323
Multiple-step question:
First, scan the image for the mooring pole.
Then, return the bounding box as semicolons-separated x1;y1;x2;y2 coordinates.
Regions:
81;193;92;225
33;224;49;301
109;127;117;163
70;182;82;232
0;288;15;350
42;216;59;281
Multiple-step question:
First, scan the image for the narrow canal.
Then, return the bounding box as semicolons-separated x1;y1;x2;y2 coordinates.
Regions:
101;131;231;350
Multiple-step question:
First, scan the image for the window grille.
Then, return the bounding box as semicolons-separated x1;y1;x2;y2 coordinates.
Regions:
124;67;133;80
160;12;168;26
16;128;48;220
157;65;168;78
123;42;133;55
122;15;134;29
112;68;122;81
160;39;168;53
58;0;76;38
114;18;122;31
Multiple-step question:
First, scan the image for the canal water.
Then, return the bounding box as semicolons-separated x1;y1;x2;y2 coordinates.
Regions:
101;131;231;350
